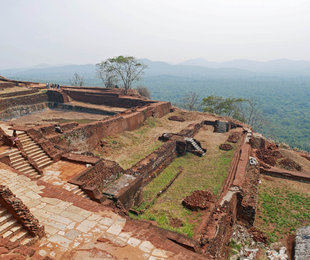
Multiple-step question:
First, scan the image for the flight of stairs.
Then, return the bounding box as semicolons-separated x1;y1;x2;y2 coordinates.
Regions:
63;183;89;199
18;132;52;169
185;137;206;156
8;148;40;178
0;204;34;245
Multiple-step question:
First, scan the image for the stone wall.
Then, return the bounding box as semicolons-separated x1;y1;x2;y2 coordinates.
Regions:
46;102;171;152
199;133;257;259
0;90;69;119
63;89;153;108
0;88;38;98
0;185;45;238
128;141;177;185
295;226;310;260
69;159;125;201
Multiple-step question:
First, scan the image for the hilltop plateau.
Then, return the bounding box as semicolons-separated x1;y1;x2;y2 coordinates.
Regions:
0;76;309;259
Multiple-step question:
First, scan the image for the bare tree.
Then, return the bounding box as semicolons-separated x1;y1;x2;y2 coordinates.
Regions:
96;64;118;88
136;86;151;99
181;92;201;111
70;73;84;86
97;56;147;94
244;98;266;130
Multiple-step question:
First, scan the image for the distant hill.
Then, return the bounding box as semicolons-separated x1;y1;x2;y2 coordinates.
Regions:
1;58;310;151
180;58;310;76
0;59;255;85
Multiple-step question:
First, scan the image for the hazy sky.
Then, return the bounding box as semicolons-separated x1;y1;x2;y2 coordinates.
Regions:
1;0;310;69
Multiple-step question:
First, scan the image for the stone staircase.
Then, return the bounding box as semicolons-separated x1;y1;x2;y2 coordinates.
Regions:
18;132;52;169
8;148;40;178
0;204;34;245
185;137;206;156
63;183;89;199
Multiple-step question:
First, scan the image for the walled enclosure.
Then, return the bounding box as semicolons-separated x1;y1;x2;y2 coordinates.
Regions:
3;78;296;259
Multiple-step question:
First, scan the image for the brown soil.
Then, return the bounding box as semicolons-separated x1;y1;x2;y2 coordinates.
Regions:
182;190;215;211
227;132;241;143
98;109;216;167
169;217;183;228
278;157;302;171
9;108;108;126
279;148;310;174
168;115;185;122
219;143;233;151
248;226;267;244
256;143;282;166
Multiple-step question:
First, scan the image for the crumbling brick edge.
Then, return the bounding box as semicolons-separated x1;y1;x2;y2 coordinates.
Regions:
0;185;45;239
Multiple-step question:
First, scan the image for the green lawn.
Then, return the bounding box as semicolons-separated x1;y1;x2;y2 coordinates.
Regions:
131;144;237;237
255;177;310;243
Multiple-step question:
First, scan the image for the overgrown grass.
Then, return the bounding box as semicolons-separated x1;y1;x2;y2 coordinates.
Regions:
118;142;163;169
255;178;310;243
134;145;236;237
98;117;163;169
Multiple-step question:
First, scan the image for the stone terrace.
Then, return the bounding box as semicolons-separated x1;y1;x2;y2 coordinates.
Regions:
0;163;178;260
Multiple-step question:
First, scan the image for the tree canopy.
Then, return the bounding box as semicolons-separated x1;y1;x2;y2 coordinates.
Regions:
96;56;147;94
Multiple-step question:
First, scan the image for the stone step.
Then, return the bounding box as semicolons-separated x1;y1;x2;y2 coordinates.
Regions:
23;168;38;175
21;235;34;246
10;156;24;164
20;140;34;146
11;161;28;169
27;150;43;157
9;150;20;156
23;143;40;150
0;213;13;226
11;229;28;242
37;159;52;168
70;186;81;193
19;135;32;140
35;157;50;164
0;208;7;217
32;153;49;160
14;163;31;171
76;190;84;196
25;146;43;153
19;135;31;139
0;219;18;235
4;225;23;239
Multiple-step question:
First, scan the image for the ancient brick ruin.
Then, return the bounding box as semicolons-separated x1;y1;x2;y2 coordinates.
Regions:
0;76;309;259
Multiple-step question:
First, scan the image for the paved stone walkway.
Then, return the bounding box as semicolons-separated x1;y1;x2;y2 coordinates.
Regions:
0;168;173;259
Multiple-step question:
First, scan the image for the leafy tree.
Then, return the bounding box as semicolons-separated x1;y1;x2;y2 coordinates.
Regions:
201;95;246;120
70;72;84;86
201;95;265;130
97;56;147;94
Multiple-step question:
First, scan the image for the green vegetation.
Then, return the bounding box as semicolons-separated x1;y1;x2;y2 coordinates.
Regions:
228;239;242;255
133;145;236;237
98;117;163;169
96;56;147;93
255;178;310;243
5;61;310;151
143;76;310;152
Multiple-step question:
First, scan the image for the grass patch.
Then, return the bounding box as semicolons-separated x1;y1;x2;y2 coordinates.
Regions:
118;141;162;169
255;178;310;243
134;144;236;237
97;117;164;169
